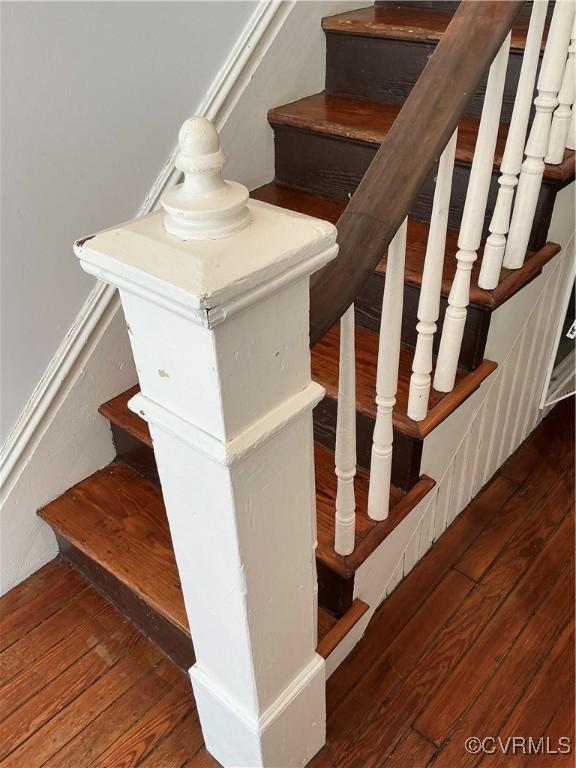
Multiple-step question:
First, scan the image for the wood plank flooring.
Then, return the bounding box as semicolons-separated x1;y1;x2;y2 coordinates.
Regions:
1;398;573;767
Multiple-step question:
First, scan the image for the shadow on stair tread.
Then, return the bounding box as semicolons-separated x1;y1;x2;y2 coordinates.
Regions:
251;182;561;311
37;458;373;665
268;93;574;186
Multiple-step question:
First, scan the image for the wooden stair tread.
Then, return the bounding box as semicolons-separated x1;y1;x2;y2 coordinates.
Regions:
38;461;190;636
312;323;496;440
315;442;435;576
99;385;152;448
251;183;561;310
37;459;377;650
321;5;539;52
268;92;574;184
316;599;369;658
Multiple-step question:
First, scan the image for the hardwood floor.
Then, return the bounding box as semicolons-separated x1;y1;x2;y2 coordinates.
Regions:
1;398;573;767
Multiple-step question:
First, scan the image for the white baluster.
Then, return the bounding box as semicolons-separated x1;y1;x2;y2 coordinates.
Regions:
334;305;357;556
408;130;458;421
367;219;407;521
434;35;511;393
504;1;575;268
546;17;576;164
478;1;549;290
567;106;576;150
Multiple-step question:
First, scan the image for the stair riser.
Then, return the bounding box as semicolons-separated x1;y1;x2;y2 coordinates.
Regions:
325;34;533;124
273;125;557;252
108;422;352;615
317;560;355;617
56;535;195;670
314;398;423;491
355;274;492;371
374;1;552;16
110;423;159;484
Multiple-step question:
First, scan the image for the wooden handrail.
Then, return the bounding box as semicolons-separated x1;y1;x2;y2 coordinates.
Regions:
309;0;526;346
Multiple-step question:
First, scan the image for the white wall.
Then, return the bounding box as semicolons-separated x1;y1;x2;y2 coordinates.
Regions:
1;0;257;443
0;0;367;594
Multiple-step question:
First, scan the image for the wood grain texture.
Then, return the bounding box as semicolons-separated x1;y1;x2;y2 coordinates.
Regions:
56;534;195;670
486;621;575;768
430;561;574;768
314;401;575;768
316;599;369;659
321;5;537;51
99;384;152;447
273;126;559;254
0;619;146;761
312;323;496;440
381;729;437;768
318;568;476;763
317;605;338;644
38;462;189;635
0;561;87;654
269;93;569;184
324;22;530;123
415;473;575;746
0;603;124;721
37;451;411;649
41;661;183;768
2;400;572;768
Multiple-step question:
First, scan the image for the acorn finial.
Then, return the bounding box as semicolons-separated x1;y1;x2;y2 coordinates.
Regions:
162;117;250;240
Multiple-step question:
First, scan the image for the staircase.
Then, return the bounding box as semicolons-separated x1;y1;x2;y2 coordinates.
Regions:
39;0;572;720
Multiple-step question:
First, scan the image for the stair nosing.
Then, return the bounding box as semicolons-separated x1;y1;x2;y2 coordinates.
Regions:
268;93;574;184
321;6;541;53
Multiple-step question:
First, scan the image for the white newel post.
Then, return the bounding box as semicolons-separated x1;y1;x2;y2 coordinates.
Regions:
74;117;338;768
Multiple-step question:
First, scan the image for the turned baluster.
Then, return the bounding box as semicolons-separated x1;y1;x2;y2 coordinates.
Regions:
434;35;511;393
504;1;575;268
567;107;576;150
334;305;357;556
367;219;407;521
478;1;549;290
408;131;458;421
546;17;576;164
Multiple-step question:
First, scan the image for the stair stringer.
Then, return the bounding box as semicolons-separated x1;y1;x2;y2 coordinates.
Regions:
324;246;568;678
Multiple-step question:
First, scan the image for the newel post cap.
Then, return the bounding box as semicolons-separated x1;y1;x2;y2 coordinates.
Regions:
161;116;250;240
